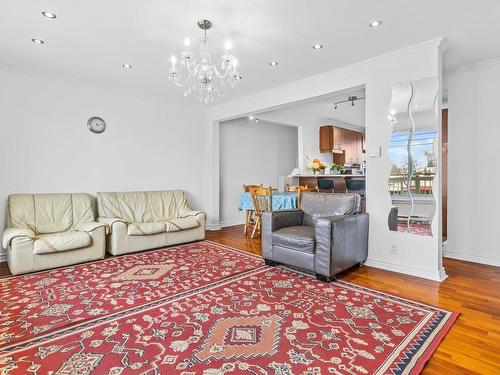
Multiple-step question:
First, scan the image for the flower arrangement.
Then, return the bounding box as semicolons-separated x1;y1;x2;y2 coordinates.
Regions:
309;158;327;174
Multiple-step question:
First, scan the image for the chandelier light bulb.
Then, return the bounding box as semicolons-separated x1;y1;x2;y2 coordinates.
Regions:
169;19;241;104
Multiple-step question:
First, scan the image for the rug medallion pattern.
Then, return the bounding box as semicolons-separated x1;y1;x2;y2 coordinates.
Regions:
0;265;457;374
0;241;264;351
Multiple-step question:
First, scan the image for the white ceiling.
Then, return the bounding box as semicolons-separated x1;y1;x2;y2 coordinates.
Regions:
257;87;366;130
1;0;499;102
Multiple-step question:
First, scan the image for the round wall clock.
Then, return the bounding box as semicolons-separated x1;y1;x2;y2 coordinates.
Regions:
87;116;106;134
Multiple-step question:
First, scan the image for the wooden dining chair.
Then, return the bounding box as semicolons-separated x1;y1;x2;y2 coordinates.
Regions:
249;186;272;238
286;184;317;208
242;184;263;235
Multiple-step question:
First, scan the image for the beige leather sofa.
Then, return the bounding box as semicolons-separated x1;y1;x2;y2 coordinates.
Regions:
97;190;205;255
2;193;107;275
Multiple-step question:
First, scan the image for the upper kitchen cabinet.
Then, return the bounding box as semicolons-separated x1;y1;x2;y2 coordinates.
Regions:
319;125;364;164
319;126;335;152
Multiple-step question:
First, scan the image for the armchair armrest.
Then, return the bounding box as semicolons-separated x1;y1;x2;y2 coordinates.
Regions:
261;209;304;260
97;217;127;234
314;213;369;278
3;228;35;249
75;222;109;235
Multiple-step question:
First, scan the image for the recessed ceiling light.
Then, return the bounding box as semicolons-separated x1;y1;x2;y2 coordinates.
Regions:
269;61;279;66
369;20;383;28
42;11;57;19
312;43;323;50
31;38;44;44
122;64;133;69
248;116;254;120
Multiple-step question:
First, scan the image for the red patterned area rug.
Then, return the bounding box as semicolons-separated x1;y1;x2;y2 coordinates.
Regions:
0;241;264;351
0;266;457;374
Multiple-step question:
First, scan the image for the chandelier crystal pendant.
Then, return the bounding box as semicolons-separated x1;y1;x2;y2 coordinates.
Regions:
168;19;241;104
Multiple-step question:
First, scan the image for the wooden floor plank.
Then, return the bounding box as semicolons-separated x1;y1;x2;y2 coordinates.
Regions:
1;225;499;373
204;225;500;374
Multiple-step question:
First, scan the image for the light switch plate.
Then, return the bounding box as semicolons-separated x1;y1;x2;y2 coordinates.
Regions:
369;146;382;158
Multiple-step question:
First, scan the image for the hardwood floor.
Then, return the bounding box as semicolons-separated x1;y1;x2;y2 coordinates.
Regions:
207;225;500;374
1;225;499;373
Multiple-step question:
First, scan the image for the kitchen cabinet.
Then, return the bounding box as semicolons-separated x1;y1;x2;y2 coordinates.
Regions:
319;126;334;153
319;125;364;164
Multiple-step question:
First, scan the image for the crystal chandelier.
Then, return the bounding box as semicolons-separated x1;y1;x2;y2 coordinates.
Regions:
168;19;241;104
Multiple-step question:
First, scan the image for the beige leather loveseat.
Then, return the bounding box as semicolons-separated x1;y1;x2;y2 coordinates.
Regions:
2;193;107;275
97;190;205;255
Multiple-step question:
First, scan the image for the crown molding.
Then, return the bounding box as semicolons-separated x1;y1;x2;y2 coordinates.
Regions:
210;37;444;121
446;57;500;77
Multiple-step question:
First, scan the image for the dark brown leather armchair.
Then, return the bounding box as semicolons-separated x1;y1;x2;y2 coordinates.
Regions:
262;192;369;282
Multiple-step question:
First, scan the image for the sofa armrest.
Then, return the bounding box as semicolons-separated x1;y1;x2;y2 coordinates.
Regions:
261;209;304;261
3;228;35;249
181;210;206;223
314;213;369;278
75;222;109;235
97;217;127;234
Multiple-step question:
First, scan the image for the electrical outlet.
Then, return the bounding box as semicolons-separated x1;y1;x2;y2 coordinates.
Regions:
391;244;398;255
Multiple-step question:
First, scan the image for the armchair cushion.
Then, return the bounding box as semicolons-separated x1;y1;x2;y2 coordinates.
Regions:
8;193;96;235
33;231;92;255
3;228;35;249
127;222;166;236
272;226;316;253
165;217;200;232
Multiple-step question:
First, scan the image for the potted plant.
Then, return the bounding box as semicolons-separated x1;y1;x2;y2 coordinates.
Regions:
330;163;345;175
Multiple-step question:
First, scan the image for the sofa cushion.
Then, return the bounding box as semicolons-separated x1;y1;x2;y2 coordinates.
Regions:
33;231;92;255
8;193;96;234
97;190;194;222
127;222;166;236
164;217;200;232
272;225;316;254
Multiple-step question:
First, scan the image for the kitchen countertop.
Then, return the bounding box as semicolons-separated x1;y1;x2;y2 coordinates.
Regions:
287;174;365;178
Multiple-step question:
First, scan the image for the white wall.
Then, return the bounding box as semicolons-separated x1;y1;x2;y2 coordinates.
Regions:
446;59;500;266
256;95;366;171
0;65;208;257
219;118;298;226
208;38;446;281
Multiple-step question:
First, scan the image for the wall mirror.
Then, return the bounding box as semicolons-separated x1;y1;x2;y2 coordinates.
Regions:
387;77;439;236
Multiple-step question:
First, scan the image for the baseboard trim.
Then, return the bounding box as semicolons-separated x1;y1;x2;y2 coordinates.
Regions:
220;219;245;228
206;223;222;231
444;250;500;267
365;258;447;282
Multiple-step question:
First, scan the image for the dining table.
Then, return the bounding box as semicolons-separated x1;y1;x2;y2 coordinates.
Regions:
237;191;298;211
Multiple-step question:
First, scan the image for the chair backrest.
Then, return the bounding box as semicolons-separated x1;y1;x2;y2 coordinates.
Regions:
97;190;192;223
8;193;95;234
243;183;263;192
286;185;317;208
346;178;366;192
318;179;334;190
300;192;361;226
249;187;272;214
